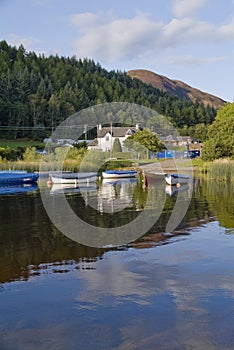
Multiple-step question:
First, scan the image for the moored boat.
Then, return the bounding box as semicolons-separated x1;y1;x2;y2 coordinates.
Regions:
165;173;190;186
0;170;27;174
102;169;137;179
0;172;39;185
49;172;98;184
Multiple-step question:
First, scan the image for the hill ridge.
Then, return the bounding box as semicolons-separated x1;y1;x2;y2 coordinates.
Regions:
127;69;225;108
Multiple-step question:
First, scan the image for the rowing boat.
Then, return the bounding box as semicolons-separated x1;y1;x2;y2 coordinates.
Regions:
102;170;137;179
49;172;98;184
165;173;189;186
0;172;39;185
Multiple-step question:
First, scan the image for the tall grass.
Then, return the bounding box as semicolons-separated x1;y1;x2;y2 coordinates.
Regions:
208;159;234;182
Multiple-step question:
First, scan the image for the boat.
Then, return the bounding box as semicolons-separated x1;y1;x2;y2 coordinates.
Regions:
0;172;39;185
144;172;167;183
102;169;137;179
165;173;190;186
0;183;38;195
49;172;98;184
0;170;27;174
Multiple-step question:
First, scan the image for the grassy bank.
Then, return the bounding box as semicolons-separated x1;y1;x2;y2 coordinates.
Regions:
0;155;138;173
0;139;44;149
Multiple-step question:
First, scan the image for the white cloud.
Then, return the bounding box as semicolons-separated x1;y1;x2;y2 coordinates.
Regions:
219;17;234;39
166;55;230;65
70;12;101;28
172;0;208;18
70;12;234;64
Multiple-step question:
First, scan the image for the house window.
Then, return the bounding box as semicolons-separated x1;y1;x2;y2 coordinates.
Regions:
106;135;109;141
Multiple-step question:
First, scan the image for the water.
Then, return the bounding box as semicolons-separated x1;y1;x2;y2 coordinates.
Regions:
0;177;234;350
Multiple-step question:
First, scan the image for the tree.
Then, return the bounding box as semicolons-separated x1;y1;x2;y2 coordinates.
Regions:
202;103;234;160
112;138;122;153
124;129;164;158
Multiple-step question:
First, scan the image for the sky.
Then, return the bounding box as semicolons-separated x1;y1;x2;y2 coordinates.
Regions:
0;0;233;101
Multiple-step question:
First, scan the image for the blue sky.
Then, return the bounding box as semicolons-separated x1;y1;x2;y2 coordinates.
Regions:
0;0;233;101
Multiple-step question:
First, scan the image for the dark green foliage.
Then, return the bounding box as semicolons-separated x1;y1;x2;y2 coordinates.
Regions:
112;138;122;153
0;41;217;139
124;129;165;153
0;146;25;160
179;123;208;142
202;103;234;160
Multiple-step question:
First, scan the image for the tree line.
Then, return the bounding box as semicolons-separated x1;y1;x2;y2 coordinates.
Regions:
0;40;217;140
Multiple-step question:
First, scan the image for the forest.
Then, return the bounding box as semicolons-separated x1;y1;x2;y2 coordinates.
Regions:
0;40;217;140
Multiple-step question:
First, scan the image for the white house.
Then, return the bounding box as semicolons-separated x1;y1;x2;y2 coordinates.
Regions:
87;124;142;152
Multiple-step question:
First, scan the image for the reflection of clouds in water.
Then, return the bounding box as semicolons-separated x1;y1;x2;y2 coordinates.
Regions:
75;251;234;350
73;223;234;349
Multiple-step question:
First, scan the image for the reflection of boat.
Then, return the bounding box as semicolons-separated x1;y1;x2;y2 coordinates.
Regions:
165;173;189;186
102;177;137;185
49;172;98;184
50;183;98;195
0;172;39;185
0;183;38;195
98;177;137;213
102;170;137;179
165;184;189;197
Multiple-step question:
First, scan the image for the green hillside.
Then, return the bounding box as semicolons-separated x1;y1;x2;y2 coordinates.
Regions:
0;40;216;140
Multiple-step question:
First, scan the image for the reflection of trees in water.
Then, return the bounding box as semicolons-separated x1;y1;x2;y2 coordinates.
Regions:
0;177;232;284
202;180;234;230
0;194;106;283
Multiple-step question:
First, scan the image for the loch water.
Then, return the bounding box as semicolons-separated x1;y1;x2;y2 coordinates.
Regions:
0;177;234;350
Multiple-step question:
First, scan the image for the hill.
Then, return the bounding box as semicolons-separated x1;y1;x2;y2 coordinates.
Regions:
127;69;225;109
0;40;218;140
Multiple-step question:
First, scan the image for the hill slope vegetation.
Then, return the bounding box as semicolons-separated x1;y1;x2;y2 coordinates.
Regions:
0;41;217;139
127;69;225;109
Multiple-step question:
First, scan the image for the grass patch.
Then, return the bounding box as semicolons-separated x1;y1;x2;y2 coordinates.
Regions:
0;139;44;149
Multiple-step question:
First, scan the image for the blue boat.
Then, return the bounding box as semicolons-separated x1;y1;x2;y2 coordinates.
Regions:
102;170;137;179
0;183;38;195
0;172;39;185
0;170;27;174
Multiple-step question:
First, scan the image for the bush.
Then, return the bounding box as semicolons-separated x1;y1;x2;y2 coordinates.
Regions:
0;147;24;161
23;147;40;162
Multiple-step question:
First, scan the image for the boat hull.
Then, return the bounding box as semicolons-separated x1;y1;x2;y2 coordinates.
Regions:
0;172;39;185
165;174;189;186
102;170;137;179
50;172;98;184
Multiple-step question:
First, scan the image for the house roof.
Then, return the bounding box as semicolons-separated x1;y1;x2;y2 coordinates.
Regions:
97;127;136;138
87;138;98;146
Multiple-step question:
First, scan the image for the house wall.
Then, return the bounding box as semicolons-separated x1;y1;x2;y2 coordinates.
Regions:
98;133;129;151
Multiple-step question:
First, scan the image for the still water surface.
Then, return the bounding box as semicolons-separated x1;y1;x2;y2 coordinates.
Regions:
0;177;234;350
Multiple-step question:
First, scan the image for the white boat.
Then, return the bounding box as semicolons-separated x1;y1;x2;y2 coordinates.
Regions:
49;172;98;184
102;170;137;179
165;173;190;186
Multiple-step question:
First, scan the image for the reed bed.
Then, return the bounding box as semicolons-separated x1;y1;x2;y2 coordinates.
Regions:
207;159;234;182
